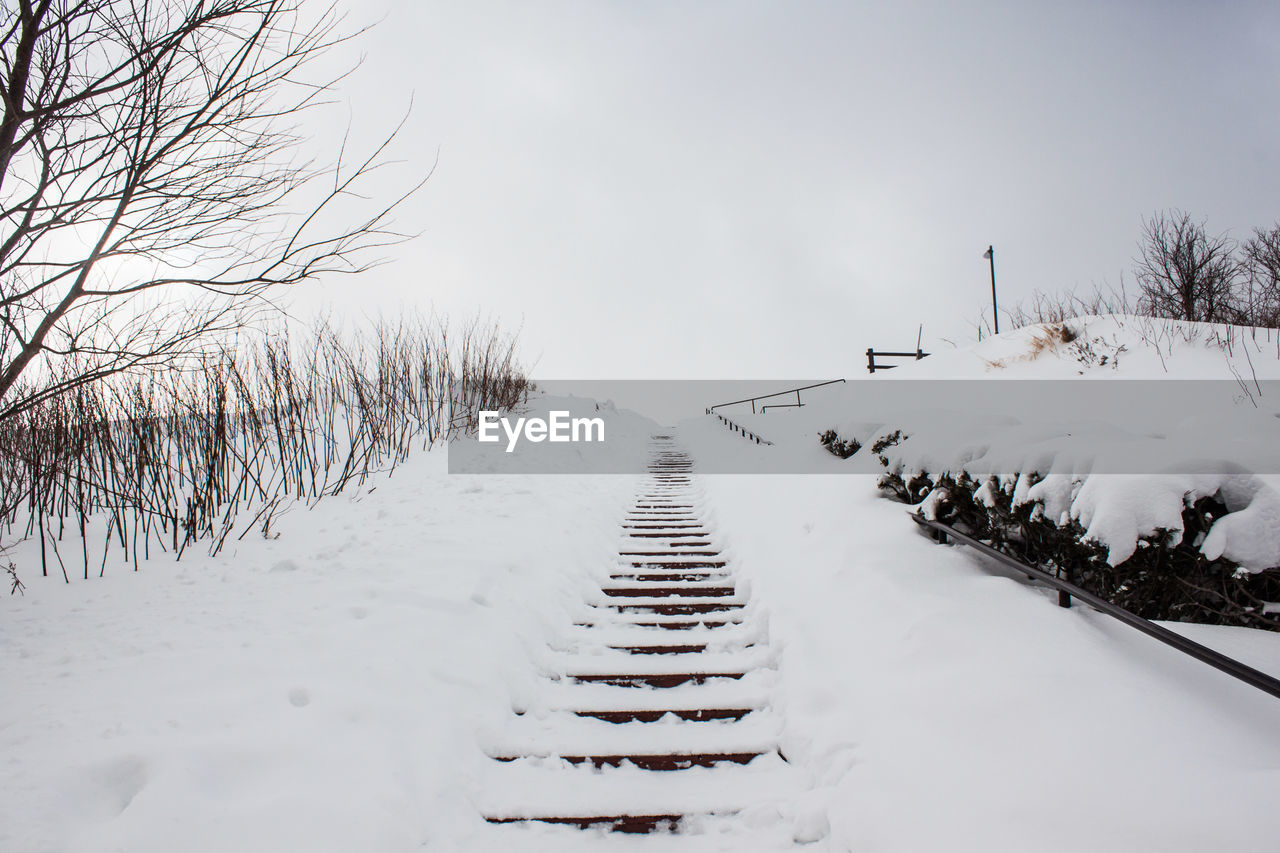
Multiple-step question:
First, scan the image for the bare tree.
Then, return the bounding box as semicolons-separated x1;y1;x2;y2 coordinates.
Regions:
1240;223;1280;328
1133;210;1240;323
0;0;423;420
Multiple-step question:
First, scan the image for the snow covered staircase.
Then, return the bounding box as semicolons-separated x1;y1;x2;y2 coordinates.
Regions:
479;436;802;842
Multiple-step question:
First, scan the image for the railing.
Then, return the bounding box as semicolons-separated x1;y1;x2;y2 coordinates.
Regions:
866;348;929;373
706;379;846;415
911;514;1280;701
710;413;773;445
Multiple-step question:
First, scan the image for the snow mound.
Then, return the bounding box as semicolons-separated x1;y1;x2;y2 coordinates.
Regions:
693;316;1280;570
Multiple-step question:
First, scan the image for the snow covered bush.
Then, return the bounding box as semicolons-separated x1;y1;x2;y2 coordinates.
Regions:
818;429;861;459
879;467;1280;630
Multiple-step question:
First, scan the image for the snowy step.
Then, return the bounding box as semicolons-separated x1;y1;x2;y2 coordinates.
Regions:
619;517;701;525
569;672;748;688
553;623;761;651
619;550;722;557
609;571;729;582
486;711;781;757
590;596;746;610
536;673;775;712
544;648;771;676
476;752;800;816
610;643;707;654
575;708;755;723
629;618;742;630
622;559;728;569
601;585;736;598
492;752;766;771
484;814;684;834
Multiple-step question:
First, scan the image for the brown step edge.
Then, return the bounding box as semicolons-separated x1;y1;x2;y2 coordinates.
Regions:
610;573;725;582
634;542;716;549
569;672;746;687
626;510;698;514
608;643;708;654
603;586;735;598
629;560;728;568
620;550;721;557
485;814;684;834
624;518;700;523
626;532;711;538
622;523;703;528
631;620;738;629
491;752;763;770
611;602;743;614
575;708;754;723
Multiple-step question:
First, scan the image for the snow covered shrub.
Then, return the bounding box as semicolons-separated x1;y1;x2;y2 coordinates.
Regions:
1067;333;1127;370
871;430;906;466
818;429;861;459
880;467;1280;630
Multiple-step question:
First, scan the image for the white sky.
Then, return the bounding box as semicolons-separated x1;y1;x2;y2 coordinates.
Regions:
289;0;1280;379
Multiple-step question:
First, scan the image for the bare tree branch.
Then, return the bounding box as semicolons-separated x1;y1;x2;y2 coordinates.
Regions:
1133;210;1241;323
0;0;420;417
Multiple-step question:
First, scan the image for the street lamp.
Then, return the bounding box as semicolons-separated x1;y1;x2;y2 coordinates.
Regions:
983;245;998;334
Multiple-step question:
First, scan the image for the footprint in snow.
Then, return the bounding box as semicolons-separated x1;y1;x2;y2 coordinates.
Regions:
288;687;311;708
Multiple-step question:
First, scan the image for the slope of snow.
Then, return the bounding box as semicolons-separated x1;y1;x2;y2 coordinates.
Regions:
3;418;1280;850
0;451;640;852
4;316;1280;851
700;316;1280;570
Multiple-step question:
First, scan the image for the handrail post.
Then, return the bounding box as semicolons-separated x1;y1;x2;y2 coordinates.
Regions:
866;348;875;374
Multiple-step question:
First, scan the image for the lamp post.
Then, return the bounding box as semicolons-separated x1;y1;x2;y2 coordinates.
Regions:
983;245;998;334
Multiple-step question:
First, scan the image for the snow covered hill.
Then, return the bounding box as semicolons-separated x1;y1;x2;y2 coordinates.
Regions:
688;316;1280;572
3;316;1280;851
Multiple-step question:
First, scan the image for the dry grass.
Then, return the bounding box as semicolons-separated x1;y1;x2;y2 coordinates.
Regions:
0;313;526;583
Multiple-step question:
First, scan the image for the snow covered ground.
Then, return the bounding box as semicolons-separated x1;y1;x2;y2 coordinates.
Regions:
707;316;1280;571
4;316;1280;851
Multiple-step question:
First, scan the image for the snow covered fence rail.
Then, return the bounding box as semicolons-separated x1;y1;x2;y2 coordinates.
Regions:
912;514;1280;701
705;378;846;415
710;413;773;446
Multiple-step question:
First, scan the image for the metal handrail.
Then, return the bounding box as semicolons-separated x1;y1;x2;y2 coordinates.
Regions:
706;379;846;415
711;413;772;445
866;348;930;373
911;514;1280;701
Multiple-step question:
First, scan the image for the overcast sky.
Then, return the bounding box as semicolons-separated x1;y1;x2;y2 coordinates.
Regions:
290;0;1280;379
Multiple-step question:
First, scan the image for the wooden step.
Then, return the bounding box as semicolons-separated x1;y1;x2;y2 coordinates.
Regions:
619;517;701;525
492;752;763;770
610;573;724;582
608;643;708;654
603;586;735;598
574;708;754;723
569;672;746;688
611;601;743;614
486;814;683;834
620;550;721;557
631;620;737;629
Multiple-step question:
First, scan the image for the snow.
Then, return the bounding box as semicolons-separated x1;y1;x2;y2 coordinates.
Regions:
705;316;1280;571
3;315;1280;851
